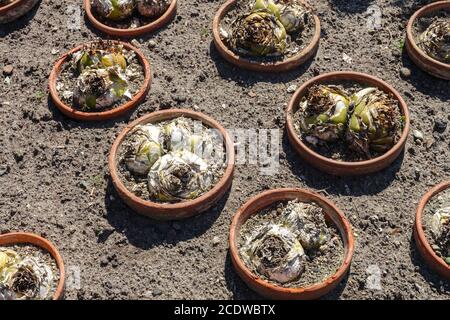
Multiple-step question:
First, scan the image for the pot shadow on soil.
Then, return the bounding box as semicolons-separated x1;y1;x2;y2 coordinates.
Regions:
281;131;404;197
223;251;350;299
408;233;450;294
209;42;316;87
46;95;136;130
102;179;230;249
83;11;176;42
400;50;450;103
0;0;41;36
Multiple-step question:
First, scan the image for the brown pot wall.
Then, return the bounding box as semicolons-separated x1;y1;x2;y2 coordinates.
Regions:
414;181;450;280
406;1;450;80
0;232;65;300
212;0;321;72
0;0;40;24
84;0;177;38
48;40;152;121
108;109;235;221
229;188;354;300
286;71;410;176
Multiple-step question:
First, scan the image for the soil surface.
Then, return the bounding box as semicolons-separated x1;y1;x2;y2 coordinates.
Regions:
1;244;59;299
1;0;450;300
238;200;344;288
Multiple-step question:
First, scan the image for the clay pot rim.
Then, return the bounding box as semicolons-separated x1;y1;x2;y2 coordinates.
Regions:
212;0;321;72
0;0;23;13
415;180;450;274
108;108;235;212
48;40;152;121
286;71;411;170
406;1;450;70
229;188;355;296
0;232;65;300
84;0;177;37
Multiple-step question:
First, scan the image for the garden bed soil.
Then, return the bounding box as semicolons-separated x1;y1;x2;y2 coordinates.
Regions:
0;0;449;300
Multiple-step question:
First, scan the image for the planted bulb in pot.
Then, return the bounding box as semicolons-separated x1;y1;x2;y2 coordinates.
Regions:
418;18;450;64
229;10;287;57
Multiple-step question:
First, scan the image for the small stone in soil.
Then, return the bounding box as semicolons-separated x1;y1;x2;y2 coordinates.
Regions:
0;164;9;176
400;67;411;78
412;129;424;141
3;65;13;76
212;236;220;246
434;119;447;133
152;289;163;297
287;85;297;93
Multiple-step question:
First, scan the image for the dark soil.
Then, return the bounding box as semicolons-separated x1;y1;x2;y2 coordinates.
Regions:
56;44;145;112
423;187;450;262
238;200;344;288
220;0;316;61
292;83;403;161
1;244;59;300
1;0;450;300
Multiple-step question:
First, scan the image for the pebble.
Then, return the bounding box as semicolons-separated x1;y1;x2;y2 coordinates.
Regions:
131;39;141;48
148;40;157;48
434;119;447;133
287;84;297;93
3;65;13;76
152;289;163;297
0;165;9;176
212;236;220;246
399;67;411;78
412;129;424;141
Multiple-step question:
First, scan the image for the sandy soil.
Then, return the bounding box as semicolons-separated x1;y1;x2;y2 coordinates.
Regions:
0;0;449;300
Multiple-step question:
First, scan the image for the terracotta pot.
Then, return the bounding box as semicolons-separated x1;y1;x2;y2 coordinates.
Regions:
286;71;410;176
48;40;152;121
84;0;177;38
0;232;65;300
406;1;450;80
0;0;40;24
414;181;450;280
229;188;354;300
109;109;235;220
212;0;321;72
